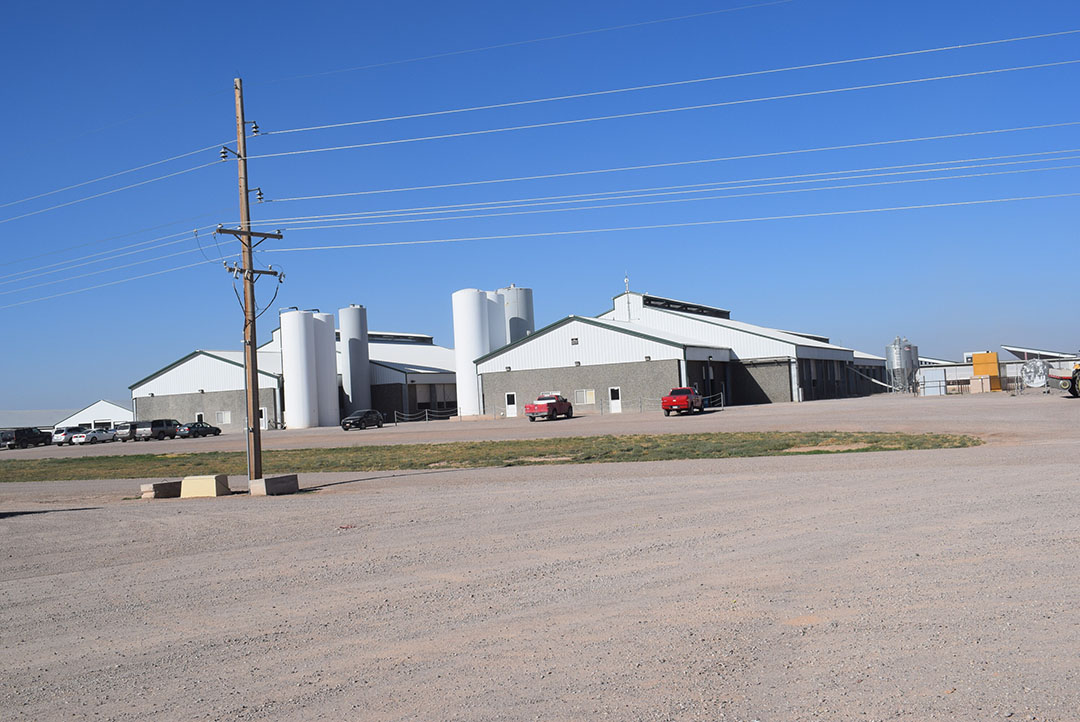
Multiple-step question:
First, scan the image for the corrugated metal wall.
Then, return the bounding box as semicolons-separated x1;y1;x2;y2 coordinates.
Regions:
477;320;682;374
633;308;795;360
132;354;278;397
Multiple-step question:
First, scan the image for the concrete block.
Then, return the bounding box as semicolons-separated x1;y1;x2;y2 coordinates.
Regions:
180;474;231;498
140;481;182;499
249;474;299;497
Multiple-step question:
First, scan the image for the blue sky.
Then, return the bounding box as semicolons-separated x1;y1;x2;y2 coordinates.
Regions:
2;0;1078;408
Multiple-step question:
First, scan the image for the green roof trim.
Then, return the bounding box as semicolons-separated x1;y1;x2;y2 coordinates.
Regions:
129;350;280;390
472;315;727;366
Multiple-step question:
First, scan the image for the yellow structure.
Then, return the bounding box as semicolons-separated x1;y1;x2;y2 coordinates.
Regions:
971;352;1001;391
180;474;231;498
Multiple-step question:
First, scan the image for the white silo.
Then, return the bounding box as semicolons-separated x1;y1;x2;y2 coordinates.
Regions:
339;305;371;414
498;284;534;344
312;312;340;426
452;289;491;416
485;290;507;352
281;309;319;429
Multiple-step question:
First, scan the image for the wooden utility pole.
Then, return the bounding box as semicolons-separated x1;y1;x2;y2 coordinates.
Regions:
235;77;262;480
218;78;281;481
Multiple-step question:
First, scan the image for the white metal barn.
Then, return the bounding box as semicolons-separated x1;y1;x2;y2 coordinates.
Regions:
470;291;886;417
129;329;454;431
52;400;133;430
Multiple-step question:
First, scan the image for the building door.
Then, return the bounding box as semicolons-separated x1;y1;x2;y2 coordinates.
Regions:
608;386;622;413
505;393;517;418
259;407;269;430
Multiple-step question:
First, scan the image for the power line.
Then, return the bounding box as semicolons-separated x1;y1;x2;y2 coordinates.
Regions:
0;210;230;269
248;57;1080;161
257;149;1080;225
0;141;230;211
0;160;222;225
270;163;1080;232
267;30;1080;137
260;191;1080;254
7;190;1076;309
0;224;223;285
12;147;1070;289
267;0;796;84
0;258;232;310
267;121;1080;203
0;247;214;297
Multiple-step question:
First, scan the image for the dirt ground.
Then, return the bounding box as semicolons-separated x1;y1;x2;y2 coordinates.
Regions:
1;393;1078;721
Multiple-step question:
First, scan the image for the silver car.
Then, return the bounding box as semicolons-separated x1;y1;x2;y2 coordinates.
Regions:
72;428;116;444
51;427;87;446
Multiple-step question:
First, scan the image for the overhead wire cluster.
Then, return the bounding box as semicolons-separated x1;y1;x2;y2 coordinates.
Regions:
1;19;1078;308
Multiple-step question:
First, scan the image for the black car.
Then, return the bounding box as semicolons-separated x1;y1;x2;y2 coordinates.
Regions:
179;421;221;438
341;409;383;431
4;427;52;449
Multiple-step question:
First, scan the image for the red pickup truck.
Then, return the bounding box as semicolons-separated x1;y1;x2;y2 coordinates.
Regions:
662;387;703;415
525;394;574;421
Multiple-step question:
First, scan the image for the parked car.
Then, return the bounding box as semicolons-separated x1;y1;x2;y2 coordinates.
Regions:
662;387;704;415
114;422;137;442
341;409;384;430
4;427;52;449
524;394;573;421
134;419;181;441
52;426;88;446
179;421;221;438
73;428;115;445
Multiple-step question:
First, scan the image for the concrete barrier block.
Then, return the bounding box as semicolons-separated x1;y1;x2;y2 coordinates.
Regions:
180;474;232;498
249;474;299;496
140;481;182;499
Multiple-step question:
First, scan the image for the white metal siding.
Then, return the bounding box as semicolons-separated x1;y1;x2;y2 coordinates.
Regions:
53;400;133;428
132;354;278;396
634;307;796;360
371;364;406;385
477;319;682;373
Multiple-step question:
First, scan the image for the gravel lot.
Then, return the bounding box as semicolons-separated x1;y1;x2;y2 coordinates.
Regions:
1;393;1077;721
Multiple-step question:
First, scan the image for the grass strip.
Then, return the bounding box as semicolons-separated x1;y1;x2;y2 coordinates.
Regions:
0;431;981;483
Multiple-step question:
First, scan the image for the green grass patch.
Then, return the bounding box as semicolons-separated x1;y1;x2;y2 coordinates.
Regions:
0;431;981;483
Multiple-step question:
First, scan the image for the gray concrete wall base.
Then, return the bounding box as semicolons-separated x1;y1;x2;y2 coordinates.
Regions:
481;360;681;417
134;388;280;431
730;359;795;405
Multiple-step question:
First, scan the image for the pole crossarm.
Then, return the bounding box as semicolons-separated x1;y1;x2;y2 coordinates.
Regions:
216;227;283;240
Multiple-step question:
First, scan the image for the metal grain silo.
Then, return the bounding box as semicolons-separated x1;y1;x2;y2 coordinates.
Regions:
281;309;319;429
484;290;507;352
339;305;372;414
312;312;340;426
452;289;490;416
497;284;534;344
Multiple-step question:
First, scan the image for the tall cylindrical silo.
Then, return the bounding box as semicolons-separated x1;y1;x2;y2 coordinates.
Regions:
485;290;507;352
312;312;340;426
339;305;371;414
498;284;534;344
281;309;319;429
452;289;490;416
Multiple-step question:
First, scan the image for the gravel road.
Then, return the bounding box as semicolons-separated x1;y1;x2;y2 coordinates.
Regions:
1;393;1077;720
1;391;1071;462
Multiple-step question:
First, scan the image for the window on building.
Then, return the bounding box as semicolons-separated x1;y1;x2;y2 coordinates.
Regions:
215;410;232;425
195;413;204;423
570;337;579;345
574;389;596;405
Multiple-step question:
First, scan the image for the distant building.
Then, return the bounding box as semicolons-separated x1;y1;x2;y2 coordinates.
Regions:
53;400;133;429
466;291;886;417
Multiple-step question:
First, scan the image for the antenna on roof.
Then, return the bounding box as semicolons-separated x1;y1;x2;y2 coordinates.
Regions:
624;272;632;321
